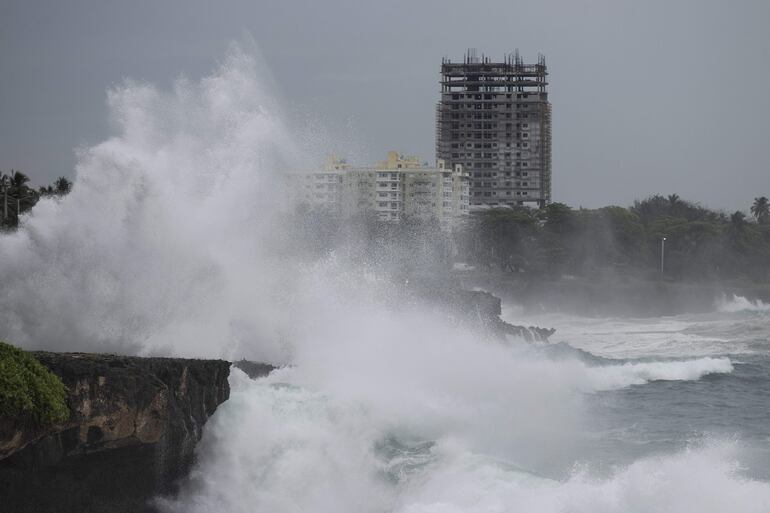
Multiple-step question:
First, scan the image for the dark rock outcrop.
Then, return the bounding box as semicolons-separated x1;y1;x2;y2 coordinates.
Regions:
451;289;555;342
0;353;230;513
405;275;554;342
232;359;277;379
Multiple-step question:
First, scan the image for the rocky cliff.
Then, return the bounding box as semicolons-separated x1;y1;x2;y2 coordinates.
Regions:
0;353;230;513
450;289;555;341
408;276;555;341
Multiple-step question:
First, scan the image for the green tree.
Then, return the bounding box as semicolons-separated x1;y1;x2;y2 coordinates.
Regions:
751;196;769;224
54;176;73;195
10;170;30;189
474;209;538;272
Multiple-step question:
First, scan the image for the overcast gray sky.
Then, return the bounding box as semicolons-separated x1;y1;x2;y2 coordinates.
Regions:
1;0;769;210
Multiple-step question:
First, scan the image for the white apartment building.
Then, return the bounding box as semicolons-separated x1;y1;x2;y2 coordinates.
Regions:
289;152;470;230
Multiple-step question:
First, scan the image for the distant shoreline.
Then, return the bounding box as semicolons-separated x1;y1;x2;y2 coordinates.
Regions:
456;270;770;317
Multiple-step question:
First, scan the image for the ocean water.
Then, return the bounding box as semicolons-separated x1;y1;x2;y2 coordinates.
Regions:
1;44;769;512
154;296;770;513
506;296;770;480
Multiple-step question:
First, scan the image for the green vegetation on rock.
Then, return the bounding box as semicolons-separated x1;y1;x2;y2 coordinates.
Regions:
0;341;69;425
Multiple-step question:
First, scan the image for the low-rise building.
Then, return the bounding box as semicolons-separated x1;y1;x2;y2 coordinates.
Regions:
289;151;469;230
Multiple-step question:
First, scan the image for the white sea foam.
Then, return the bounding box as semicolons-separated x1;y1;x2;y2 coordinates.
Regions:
584;357;733;391
1;44;765;513
160;371;770;513
395;441;770;513
717;294;770;313
501;305;747;359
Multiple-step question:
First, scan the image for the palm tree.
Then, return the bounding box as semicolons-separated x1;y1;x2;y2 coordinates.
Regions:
10;170;30;189
750;196;769;224
667;193;681;216
54;176;72;195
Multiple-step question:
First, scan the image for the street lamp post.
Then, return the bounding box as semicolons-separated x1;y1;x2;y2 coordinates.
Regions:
660;237;667;278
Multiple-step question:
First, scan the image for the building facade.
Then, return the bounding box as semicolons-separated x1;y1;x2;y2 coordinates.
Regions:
289;152;470;230
436;49;552;208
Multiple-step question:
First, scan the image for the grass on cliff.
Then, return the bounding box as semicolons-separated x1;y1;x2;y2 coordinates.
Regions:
0;341;69;426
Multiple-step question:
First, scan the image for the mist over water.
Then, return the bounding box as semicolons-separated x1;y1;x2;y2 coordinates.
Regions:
2;45;770;512
0;45;305;360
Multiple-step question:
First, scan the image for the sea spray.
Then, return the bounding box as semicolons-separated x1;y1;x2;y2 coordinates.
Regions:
717;294;770;313
1;44;768;513
0;44;301;360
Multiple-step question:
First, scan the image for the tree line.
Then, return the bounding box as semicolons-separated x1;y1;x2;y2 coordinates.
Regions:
0;170;72;229
456;195;770;282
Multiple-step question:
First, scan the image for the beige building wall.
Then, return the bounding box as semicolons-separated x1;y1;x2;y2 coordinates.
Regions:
288;153;469;229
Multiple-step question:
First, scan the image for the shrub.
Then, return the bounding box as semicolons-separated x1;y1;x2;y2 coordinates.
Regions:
0;341;69;426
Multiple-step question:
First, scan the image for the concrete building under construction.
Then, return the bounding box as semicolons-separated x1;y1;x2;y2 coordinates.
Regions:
436;49;552;208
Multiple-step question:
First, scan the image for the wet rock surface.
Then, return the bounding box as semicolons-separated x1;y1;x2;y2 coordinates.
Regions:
0;353;230;513
232;359;277;379
409;276;555;342
451;289;555;341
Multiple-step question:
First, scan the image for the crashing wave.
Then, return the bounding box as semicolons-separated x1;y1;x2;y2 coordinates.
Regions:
717;295;770;313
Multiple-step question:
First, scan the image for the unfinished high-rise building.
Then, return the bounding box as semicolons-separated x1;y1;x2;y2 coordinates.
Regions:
436;49;551;208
